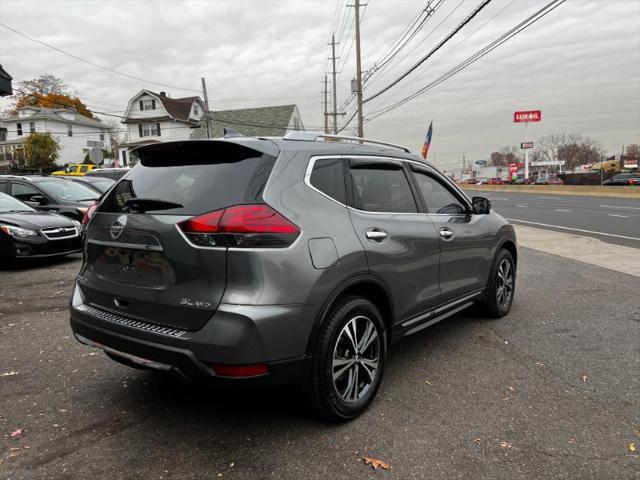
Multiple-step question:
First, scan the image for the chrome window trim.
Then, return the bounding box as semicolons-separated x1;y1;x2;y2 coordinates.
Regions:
305;154;473;216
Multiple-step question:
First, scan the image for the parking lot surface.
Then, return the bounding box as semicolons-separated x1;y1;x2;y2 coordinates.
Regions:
1;249;639;480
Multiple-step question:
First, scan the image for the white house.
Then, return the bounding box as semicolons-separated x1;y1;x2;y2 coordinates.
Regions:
0;106;110;167
117;90;205;166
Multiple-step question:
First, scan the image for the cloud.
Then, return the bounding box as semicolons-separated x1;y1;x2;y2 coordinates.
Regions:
1;0;638;167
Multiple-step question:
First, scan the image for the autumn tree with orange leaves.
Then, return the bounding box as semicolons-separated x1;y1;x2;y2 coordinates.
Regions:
9;74;93;119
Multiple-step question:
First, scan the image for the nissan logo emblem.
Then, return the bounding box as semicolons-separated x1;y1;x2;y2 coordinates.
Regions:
110;215;127;240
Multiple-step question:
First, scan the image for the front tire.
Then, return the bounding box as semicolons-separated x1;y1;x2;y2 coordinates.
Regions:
306;295;387;421
480;249;516;318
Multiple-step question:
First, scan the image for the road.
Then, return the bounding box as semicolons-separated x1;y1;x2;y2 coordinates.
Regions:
1;250;639;479
464;189;640;248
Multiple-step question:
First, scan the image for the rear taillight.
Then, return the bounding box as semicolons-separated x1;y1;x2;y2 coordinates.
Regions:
82;203;98;226
178;204;300;248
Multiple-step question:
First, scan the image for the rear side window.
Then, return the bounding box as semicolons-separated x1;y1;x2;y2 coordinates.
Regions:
0;182;7;194
349;162;417;213
309;158;346;204
100;142;276;215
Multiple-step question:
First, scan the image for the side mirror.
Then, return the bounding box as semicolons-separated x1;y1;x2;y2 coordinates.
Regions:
472;196;491;215
29;195;47;205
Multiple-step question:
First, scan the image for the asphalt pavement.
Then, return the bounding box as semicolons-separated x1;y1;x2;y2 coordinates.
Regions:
463;189;640;248
1;249;639;479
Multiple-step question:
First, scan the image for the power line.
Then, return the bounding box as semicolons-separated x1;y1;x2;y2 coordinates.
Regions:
364;0;446;86
0;22;202;93
363;0;466;92
364;0;494;103
366;0;516;116
366;0;567;121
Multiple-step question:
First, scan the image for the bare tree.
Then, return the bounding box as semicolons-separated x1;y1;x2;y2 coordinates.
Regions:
626;144;640;160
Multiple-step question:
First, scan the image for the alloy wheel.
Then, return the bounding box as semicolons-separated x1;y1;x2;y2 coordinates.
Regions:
496;258;514;309
332;315;381;403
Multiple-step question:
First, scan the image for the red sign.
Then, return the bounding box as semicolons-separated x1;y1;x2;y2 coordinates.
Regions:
521;142;534;149
514;110;541;123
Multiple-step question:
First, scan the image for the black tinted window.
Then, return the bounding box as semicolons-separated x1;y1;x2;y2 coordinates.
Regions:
10;182;40;202
350;163;417;213
100;144;275;215
412;170;466;215
0;182;7;194
309;158;346;204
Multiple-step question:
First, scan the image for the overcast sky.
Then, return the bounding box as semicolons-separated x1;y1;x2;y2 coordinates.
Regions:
0;0;638;170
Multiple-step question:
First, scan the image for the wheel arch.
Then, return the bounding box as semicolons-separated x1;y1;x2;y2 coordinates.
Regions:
305;274;395;356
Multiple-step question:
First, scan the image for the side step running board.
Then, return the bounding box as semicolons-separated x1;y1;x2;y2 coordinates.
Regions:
404;301;475;336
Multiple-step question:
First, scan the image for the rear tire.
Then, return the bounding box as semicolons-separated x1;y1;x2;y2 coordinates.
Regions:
305;295;387;421
479;249;516;318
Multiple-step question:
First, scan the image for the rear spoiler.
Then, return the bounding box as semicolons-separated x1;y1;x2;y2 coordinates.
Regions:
133;139;280;166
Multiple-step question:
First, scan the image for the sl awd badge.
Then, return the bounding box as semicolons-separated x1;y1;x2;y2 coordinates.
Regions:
110;215;128;240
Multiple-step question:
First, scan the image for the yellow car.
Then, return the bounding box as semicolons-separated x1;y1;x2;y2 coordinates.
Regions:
52;164;97;176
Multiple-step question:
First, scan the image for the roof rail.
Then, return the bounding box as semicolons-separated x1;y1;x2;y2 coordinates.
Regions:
283;131;412;153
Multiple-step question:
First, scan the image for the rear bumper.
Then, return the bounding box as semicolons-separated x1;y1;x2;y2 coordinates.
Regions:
69;285;312;386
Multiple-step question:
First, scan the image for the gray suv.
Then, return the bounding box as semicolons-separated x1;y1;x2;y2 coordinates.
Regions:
70;133;517;420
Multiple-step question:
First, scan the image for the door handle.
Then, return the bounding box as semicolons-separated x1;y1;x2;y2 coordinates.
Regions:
439;227;455;241
365;229;388;241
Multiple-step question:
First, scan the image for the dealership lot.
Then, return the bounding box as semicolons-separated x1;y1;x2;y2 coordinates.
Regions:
1;245;638;480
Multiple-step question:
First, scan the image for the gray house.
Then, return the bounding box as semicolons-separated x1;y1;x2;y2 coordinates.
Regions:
190;104;304;139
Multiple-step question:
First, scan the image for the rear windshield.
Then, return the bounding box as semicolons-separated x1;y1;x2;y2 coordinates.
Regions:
99;143;276;215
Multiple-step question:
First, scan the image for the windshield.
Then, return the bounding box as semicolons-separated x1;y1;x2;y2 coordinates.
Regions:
0;192;36;213
38;180;99;202
92;179;115;193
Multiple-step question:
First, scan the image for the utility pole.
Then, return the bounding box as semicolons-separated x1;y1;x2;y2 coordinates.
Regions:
323;75;329;134
329;34;339;134
353;0;364;138
201;77;211;139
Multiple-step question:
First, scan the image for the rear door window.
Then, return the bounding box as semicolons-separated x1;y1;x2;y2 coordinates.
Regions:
10;182;41;202
348;160;417;213
309;158;346;204
100;142;276;215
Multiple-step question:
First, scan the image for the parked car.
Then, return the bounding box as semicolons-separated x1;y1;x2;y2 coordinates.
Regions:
458;178;478;185
0;192;82;263
0;175;100;222
85;168;131;181
513;177;533;185
64;176;116;194
535;176;564;185
487;177;504;185
52;163;97;176
547;176;564;185
475;178;488;185
70;134;517;420
603;173;640;186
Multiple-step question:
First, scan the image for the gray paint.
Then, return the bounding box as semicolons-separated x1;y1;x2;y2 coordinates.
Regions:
71;136;517;375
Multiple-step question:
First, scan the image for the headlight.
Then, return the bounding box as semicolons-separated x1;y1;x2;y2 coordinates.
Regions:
72;220;82;228
0;224;39;238
77;207;88;214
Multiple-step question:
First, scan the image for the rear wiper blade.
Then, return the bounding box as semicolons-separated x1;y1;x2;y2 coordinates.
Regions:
124;198;183;212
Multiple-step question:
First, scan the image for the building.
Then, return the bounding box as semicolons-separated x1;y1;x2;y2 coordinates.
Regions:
190;104;304;139
117;90;205;166
0;106;110;169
